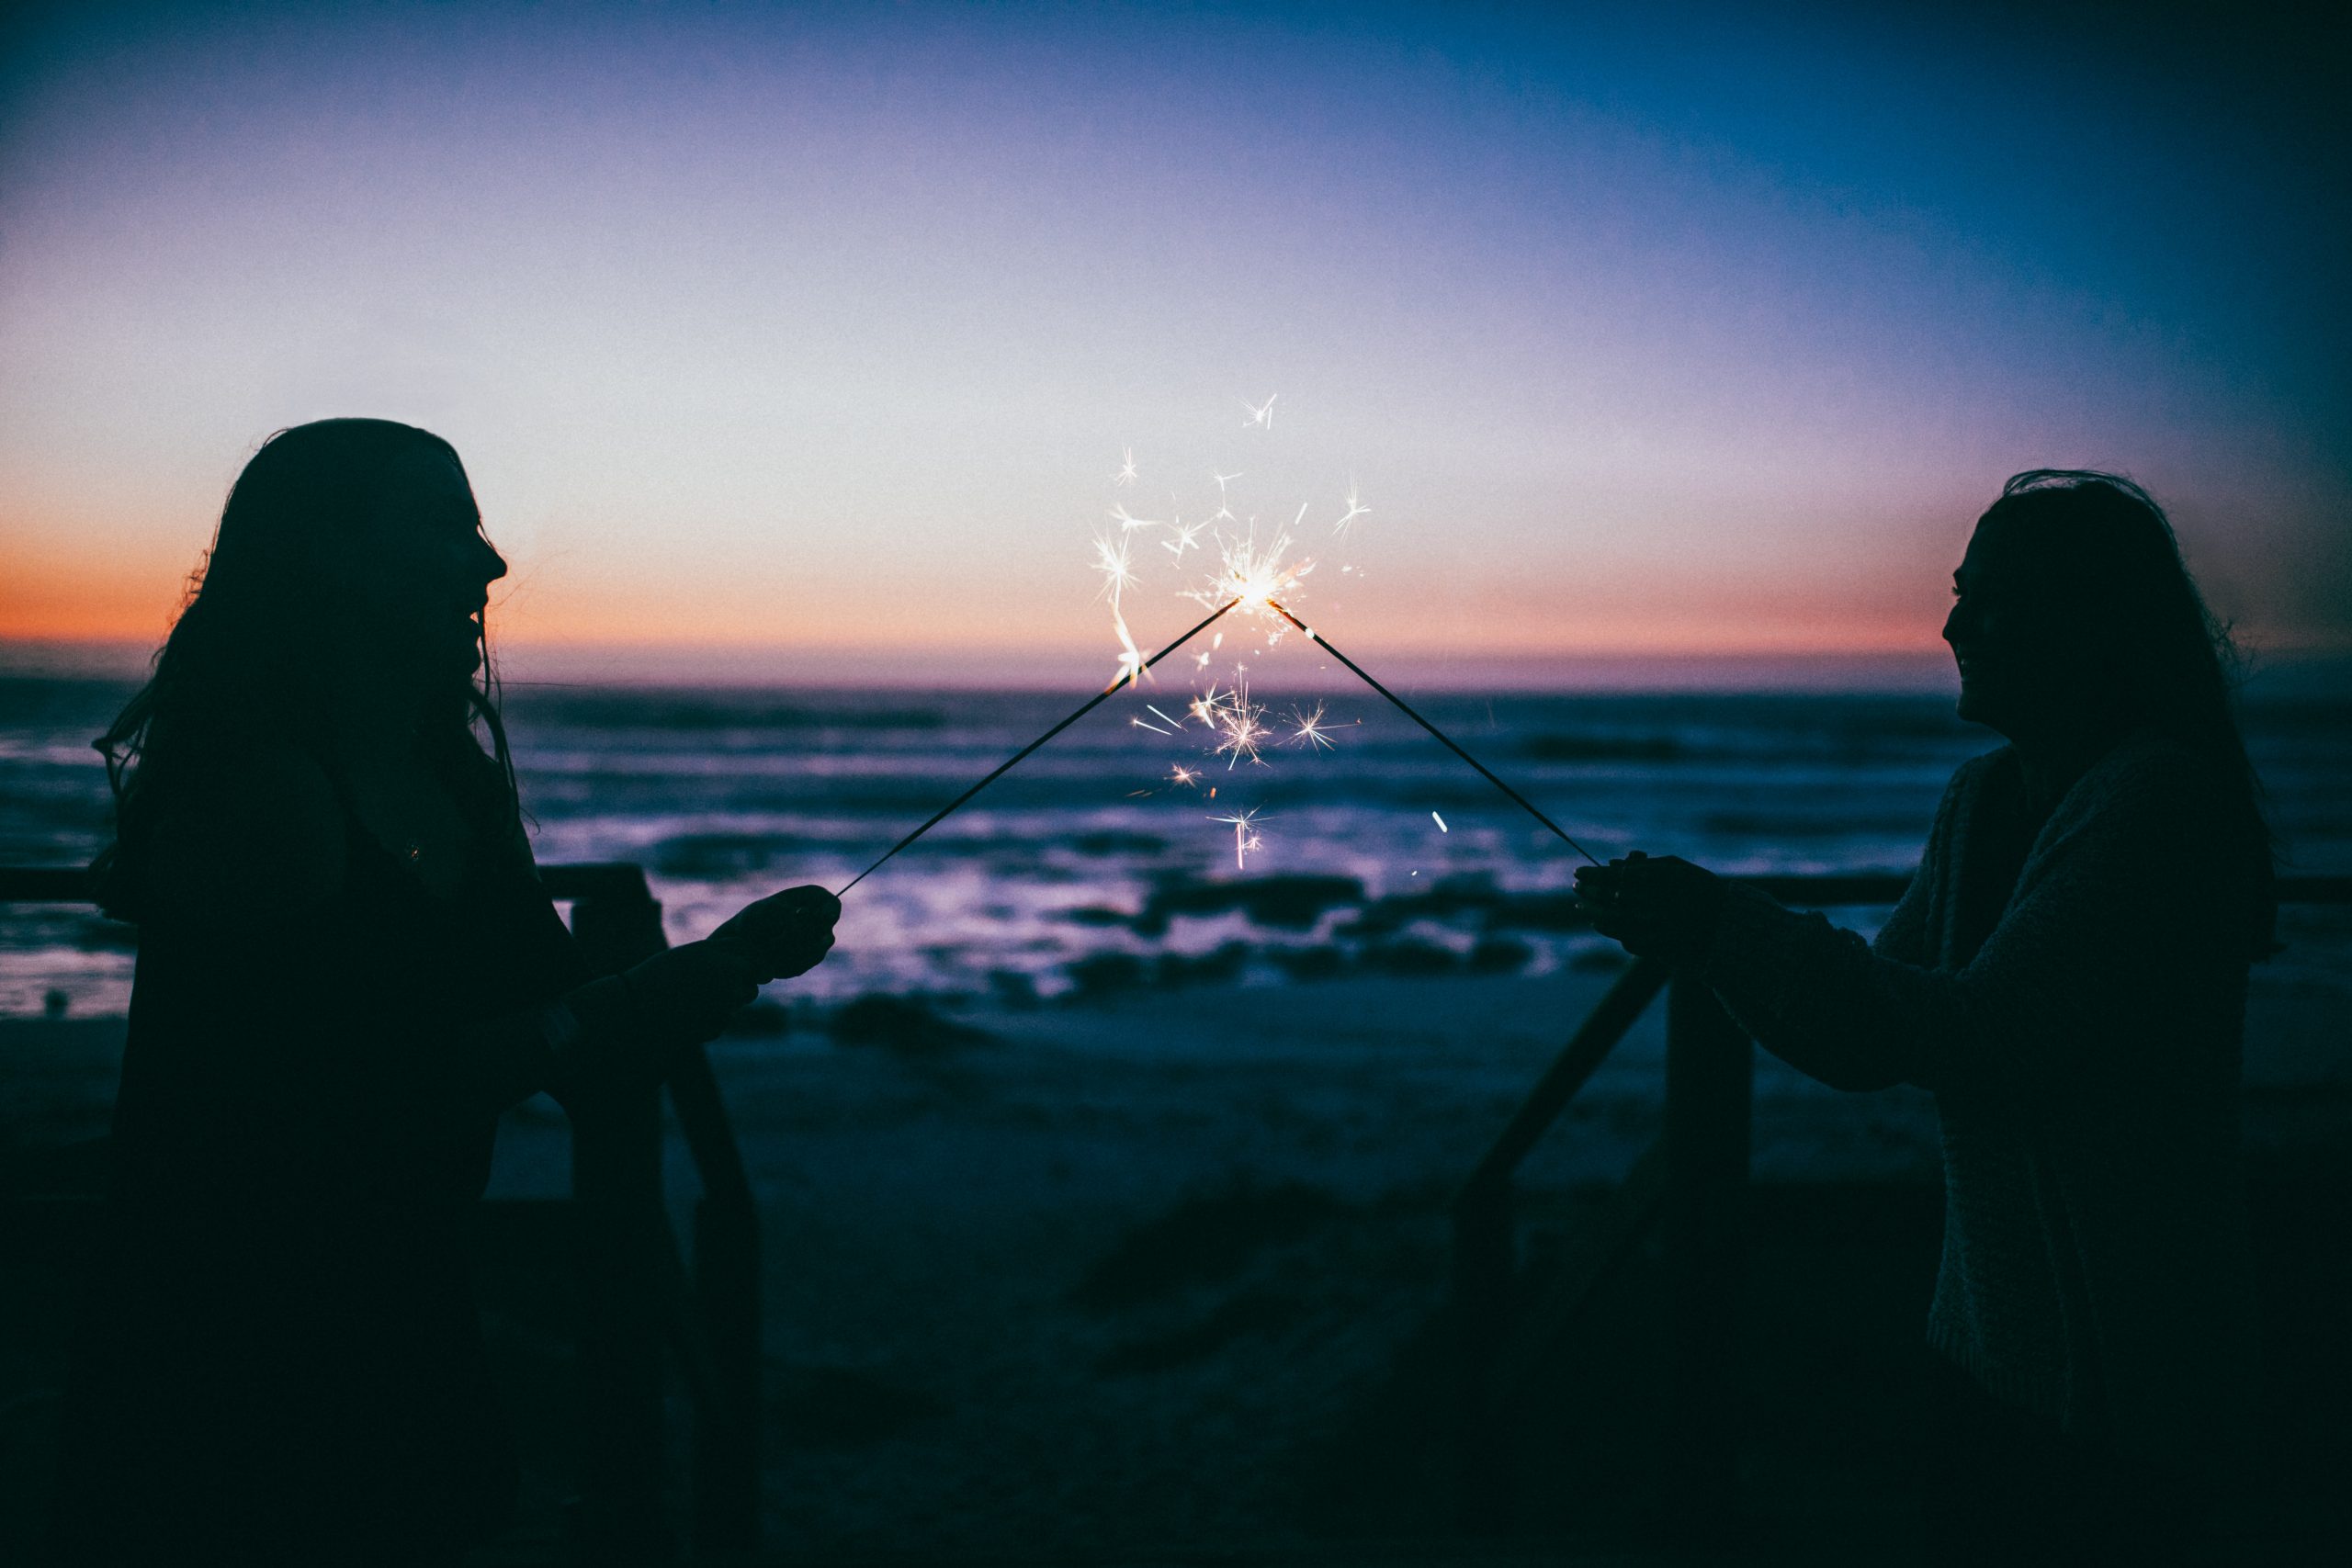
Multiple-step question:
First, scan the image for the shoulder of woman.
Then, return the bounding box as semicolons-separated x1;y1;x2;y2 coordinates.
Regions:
148;742;347;919
2079;731;2228;813
1935;745;2018;818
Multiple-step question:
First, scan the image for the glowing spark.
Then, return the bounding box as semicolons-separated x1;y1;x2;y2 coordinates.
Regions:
1111;503;1159;532
1091;528;1138;608
1213;682;1272;769
1114;446;1137;486
1335;479;1371;536
1210;471;1243;524
1244;394;1277;430
1169;763;1200;787
1132;716;1173;735
1162;516;1207;558
1289;702;1337;750
1111;615;1147;688
1147;705;1186;730
1193;649;1214;670
1188;684;1226;726
1208;807;1265;869
1432;811;1449;832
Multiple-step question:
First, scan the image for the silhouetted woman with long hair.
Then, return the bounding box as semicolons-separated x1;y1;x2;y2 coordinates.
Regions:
51;419;839;1564
1577;472;2269;1566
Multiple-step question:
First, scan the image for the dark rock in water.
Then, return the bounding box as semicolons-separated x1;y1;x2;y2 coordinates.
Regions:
1467;936;1535;975
1484;892;1591;931
1070;1179;1346;1311
1155;942;1251;988
1520;731;1685;761
1066;953;1149;995
775;1363;950;1448
653;831;788;877
1071;829;1167;856
1269;945;1347;982
1136;874;1364;935
988;969;1040;1009
826;994;992;1053
73;918;137;953
1361;937;1459;976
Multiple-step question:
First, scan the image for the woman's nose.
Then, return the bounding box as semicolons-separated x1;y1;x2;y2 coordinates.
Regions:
478;539;507;585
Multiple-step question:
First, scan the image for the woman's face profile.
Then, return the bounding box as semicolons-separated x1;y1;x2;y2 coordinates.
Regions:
355;445;507;682
1943;513;2081;737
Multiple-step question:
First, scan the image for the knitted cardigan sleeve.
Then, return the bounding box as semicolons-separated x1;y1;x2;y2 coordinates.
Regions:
1696;738;2241;1098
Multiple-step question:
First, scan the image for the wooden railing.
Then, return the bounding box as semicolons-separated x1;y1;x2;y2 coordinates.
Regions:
0;863;760;1563
1449;872;2352;1539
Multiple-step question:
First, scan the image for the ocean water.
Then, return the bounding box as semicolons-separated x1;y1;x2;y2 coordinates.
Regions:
3;674;2347;1017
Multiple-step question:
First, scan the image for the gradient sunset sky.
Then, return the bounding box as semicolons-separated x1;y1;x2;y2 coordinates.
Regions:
4;1;2345;686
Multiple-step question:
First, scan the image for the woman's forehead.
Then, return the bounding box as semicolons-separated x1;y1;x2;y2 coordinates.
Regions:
378;446;475;512
1960;513;2036;573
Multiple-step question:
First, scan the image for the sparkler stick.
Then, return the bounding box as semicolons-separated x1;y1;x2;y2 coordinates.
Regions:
1263;599;1601;867
838;599;1243;895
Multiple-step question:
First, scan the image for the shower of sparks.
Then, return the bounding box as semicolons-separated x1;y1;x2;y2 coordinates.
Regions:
1114;446;1137;486
1190;524;1312;622
1091;528;1138;605
1244;394;1277;430
1288;701;1338;750
1335;479;1371;536
1432;811;1449;832
1208;807;1265;869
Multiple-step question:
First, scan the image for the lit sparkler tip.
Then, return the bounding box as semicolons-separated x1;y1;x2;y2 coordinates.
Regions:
1162;516;1207;558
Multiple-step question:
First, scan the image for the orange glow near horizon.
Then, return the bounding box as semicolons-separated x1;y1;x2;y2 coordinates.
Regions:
0;543;1950;664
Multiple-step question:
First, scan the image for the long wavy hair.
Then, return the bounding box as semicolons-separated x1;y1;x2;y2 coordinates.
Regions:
1979;469;2276;955
92;419;522;921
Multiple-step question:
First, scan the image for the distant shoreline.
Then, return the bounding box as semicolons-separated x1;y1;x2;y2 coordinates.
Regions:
9;637;2351;696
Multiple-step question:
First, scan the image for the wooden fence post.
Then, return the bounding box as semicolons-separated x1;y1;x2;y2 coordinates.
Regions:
1662;975;1750;1541
568;881;673;1563
692;1190;761;1552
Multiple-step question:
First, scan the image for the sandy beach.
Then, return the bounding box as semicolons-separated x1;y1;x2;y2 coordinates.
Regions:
7;942;2346;1561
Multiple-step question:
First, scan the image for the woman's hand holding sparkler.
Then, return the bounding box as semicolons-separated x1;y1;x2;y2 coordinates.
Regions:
708;885;842;981
546;887;839;1099
1575;851;1726;967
